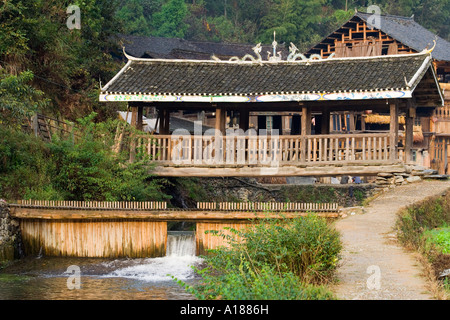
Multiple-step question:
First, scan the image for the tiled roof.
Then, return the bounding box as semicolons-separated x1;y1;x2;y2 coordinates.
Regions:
102;52;431;97
119;34;288;61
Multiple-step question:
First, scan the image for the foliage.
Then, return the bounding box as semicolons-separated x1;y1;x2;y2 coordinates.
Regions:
0;114;171;202
175;214;341;300
423;228;450;254
115;0;450;46
152;0;189;38
0;126;53;200
0;0;123;121
396;193;450;250
0;70;49;128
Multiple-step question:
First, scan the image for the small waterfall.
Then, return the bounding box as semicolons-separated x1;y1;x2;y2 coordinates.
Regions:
104;231;200;282
166;231;196;257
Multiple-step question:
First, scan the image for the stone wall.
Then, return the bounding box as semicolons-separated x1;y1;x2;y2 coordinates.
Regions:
0;200;22;262
374;166;442;192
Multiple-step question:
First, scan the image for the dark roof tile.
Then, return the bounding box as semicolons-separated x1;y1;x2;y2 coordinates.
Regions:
102;53;432;97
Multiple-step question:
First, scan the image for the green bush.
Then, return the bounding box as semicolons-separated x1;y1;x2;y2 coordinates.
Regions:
0;113;170;202
0;126;56;200
176;214;341;300
423;228;450;254
178;260;336;300
396;193;450;250
210;214;342;284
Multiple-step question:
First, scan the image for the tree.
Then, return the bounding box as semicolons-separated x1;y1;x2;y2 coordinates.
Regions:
152;0;189;38
259;0;325;46
0;70;48;128
0;0;123;121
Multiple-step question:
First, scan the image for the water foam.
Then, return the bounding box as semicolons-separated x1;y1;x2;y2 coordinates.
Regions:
104;231;202;282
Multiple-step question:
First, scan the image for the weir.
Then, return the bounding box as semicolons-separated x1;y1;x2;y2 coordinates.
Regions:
8;200;341;258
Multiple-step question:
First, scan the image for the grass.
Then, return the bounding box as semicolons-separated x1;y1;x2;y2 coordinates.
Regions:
423;227;450;254
396;190;450;299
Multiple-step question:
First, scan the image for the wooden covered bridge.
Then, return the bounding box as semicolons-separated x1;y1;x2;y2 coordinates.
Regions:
100;45;444;177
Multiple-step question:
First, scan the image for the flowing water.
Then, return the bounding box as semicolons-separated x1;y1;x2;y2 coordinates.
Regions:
0;231;203;300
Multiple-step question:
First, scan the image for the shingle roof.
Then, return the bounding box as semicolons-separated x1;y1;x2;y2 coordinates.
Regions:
101;52;432;99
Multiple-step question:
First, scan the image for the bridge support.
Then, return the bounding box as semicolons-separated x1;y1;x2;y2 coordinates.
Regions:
196;221;252;256
19;219;167;258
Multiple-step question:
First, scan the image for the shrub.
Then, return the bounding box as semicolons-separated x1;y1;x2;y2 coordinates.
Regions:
179;259;336;300
176;214;341;300
396;192;450;250
0;113;171;202
210;214;342;284
0;126;57;200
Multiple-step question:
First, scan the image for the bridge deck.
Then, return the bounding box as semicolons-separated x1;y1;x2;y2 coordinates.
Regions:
9;201;341;220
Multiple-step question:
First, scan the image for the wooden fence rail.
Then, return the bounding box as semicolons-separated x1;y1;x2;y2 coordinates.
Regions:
197;202;339;212
14;200;167;210
12;200;339;212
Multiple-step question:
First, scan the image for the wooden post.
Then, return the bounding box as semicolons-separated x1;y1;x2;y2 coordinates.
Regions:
163;109;170;134
390;101;399;161
301;106;311;162
158;108;170;135
215;106;226;134
321;108;330;135
405;100;415;163
301;106;311;136
130;106;138;128
361;113;366;132
348;111;355;132
137;106;143;131
239;109;249;132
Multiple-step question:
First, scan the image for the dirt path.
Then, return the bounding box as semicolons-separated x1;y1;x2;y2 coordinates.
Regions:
332;180;450;300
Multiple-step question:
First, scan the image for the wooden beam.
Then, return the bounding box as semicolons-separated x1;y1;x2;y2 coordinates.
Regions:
10;207;339;221
152;164;406;177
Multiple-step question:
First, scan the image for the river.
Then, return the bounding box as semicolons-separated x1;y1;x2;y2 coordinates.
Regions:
0;231;203;300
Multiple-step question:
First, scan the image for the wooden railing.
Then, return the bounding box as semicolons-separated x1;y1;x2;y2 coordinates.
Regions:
197;202;339;212
133;133;397;166
11;200;338;213
434;106;450;119
14;200;167;210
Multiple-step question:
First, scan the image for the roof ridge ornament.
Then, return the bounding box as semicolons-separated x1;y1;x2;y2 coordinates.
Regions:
287;42;335;61
123;46;139;61
427;39;437;53
212;43;263;63
267;31;282;62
